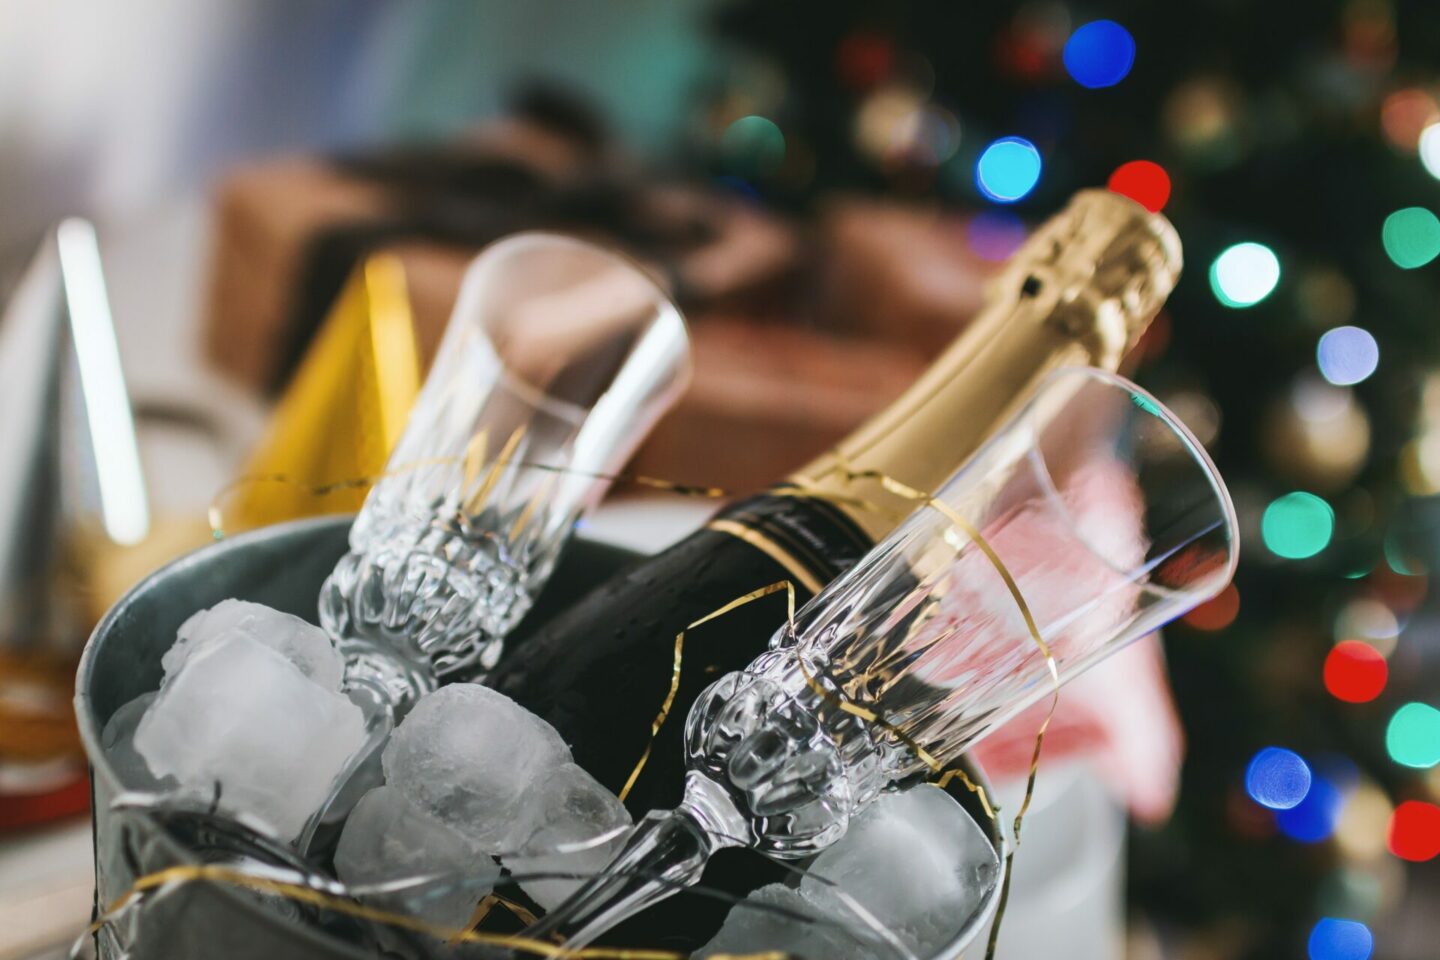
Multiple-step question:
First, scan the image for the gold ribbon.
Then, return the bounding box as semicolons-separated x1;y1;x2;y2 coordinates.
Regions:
207;461;726;540
455;892;537;942
617;581;796;804
776;462;1060;960
84;864;785;960
177;454;1058;959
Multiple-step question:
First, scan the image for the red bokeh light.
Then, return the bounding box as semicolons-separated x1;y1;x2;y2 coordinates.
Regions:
1380;88;1439;151
1323;640;1388;703
836;32;895;90
1183;582;1239;631
1108;160;1172;213
1388;800;1440;862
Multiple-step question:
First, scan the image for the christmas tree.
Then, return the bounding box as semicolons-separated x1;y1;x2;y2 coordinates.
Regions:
693;2;1440;957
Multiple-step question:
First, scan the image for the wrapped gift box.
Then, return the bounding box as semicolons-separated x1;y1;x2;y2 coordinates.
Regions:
199;115;995;490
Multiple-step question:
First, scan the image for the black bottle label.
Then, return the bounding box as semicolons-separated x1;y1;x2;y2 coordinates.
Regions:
492;492;871;814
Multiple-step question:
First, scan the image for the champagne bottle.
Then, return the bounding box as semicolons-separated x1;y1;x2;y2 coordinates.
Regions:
492;190;1182;817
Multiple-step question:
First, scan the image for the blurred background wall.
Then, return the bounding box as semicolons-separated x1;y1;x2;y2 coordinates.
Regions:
0;0;716;267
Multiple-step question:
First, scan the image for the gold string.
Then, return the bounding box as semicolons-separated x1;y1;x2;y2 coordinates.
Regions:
85;864;787;960
784;465;1060;960
464;426;528;514
193;451;1060;960
455;892;538;943
206;460;727;540
617;581;795;803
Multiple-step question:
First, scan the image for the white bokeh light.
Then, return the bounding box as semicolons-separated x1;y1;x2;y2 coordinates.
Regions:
1210;242;1281;308
1421;123;1440;180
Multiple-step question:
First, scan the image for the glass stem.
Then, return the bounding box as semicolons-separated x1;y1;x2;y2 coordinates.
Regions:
296;678;394;856
522;802;739;948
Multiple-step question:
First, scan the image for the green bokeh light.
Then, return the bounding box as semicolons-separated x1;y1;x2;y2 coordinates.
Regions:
720;115;786;178
1262;491;1334;559
1386;702;1440;769
1382;207;1440;269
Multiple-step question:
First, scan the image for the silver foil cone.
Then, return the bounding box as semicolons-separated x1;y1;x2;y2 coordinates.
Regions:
0;219;147;652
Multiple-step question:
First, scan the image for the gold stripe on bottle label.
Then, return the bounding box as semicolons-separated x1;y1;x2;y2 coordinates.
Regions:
705;519;825;594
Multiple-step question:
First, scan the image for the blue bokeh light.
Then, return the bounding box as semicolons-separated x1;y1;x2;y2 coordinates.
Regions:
1063;20;1137;89
976;137;1043;203
1308;918;1374;960
1317;326;1380;386
1276;773;1343;842
1245;747;1312;810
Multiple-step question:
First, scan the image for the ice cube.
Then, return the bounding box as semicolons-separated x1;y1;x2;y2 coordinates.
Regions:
502;763;632;909
101;692;175;792
164;599;345;691
695;883;864;960
134;635;368;840
382;683;571;847
799;785;1000;957
335;786;500;930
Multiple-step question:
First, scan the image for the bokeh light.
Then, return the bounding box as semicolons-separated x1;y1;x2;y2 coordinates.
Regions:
854;86;924;162
1336;783;1395;860
1262;491;1334;559
720;115;786;177
966;211;1027;262
1380;88;1438;151
1266;376;1371;492
1317;327;1380;386
1324;641;1388;703
855;87;914;155
1383;535;1426;578
1307;918;1374;960
1387;800;1440;861
1316;868;1388;926
975;137;1042;203
1277;772;1344;842
890;104;961;167
1210;242;1281;307
1381;207;1440;269
1164;77;1240;161
1385;702;1440;768
835;31;894;90
1420;123;1440;179
1333;599;1401;653
1163;389;1222;447
1062;20;1136;89
1107;160;1171;212
1183;582;1239;631
997;3;1071;82
1246;747;1312;810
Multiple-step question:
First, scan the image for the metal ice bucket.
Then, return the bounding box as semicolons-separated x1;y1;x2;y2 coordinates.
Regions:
76;515;1003;959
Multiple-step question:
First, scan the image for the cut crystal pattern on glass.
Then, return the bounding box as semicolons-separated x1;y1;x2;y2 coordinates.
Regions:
319;233;689;716
524;367;1237;948
297;234;688;851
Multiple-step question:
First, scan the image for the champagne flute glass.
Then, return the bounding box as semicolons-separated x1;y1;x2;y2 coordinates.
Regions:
525;366;1237;947
306;233;689;843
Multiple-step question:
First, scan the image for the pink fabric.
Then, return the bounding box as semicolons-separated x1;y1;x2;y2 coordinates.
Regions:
917;458;1185;823
970;633;1184;824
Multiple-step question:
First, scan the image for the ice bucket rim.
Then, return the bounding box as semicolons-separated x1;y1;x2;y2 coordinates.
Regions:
75;514;376;959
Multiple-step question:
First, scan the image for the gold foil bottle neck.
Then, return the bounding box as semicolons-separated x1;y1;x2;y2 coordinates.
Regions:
990;189;1183;369
790;189;1184;541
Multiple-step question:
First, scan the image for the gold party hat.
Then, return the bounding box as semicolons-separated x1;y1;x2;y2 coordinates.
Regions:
227;255;422;530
